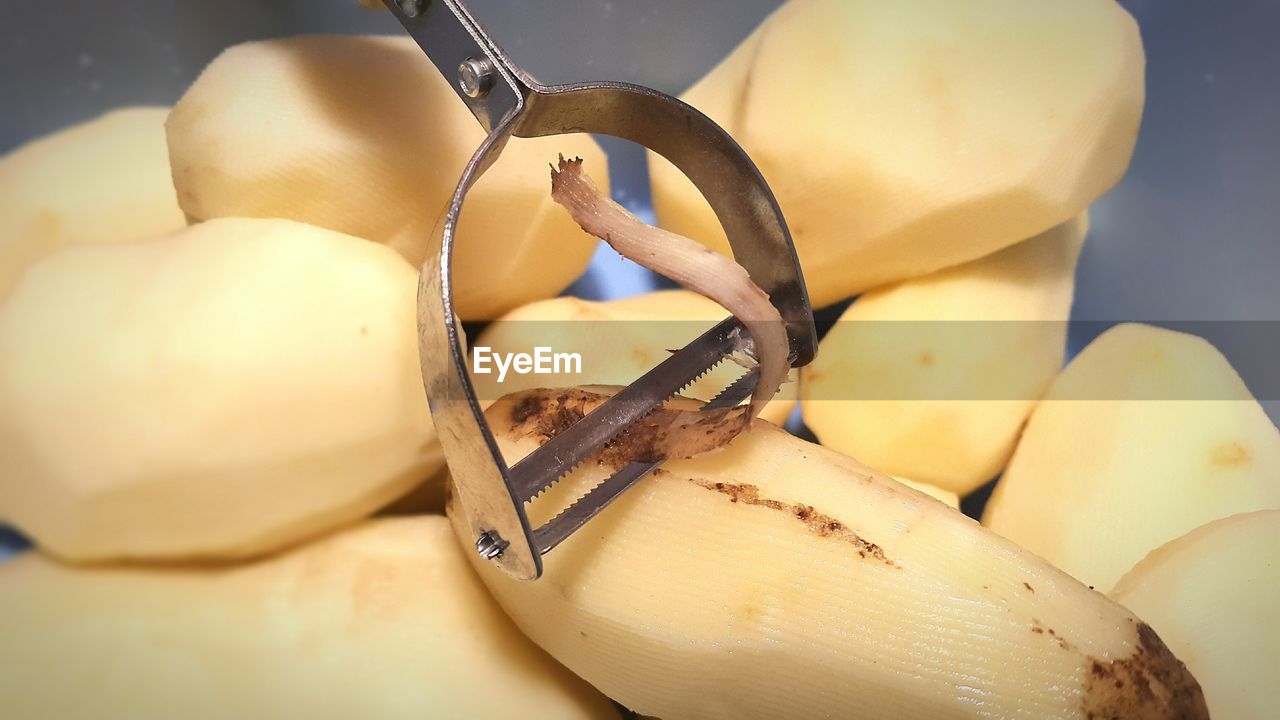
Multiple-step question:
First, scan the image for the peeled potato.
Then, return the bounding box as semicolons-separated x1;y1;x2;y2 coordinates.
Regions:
455;388;1207;720
650;0;1142;307
0;107;186;293
166;35;608;320
983;324;1280;591
0;217;443;561
802;215;1086;494
893;476;959;509
474;290;796;426
0;516;618;720
1111;511;1280;720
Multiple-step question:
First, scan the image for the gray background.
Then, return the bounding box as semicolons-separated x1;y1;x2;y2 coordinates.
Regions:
0;1;1277;552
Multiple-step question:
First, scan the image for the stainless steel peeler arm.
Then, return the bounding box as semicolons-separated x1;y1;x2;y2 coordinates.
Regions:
383;0;815;580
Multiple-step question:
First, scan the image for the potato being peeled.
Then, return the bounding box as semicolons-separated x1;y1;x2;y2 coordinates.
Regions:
0;217;444;562
454;387;1207;720
166;35;608;320
650;0;1142;307
0;107;185;294
0;517;618;720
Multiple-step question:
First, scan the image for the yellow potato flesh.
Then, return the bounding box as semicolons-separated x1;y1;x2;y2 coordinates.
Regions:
983;323;1280;591
0;218;443;561
802;215;1085;494
473;290;796;426
1111;510;1280;720
166;35;608;320
453;388;1207;720
0;516;618;720
892;476;959;509
0;107;186;294
650;0;1142;307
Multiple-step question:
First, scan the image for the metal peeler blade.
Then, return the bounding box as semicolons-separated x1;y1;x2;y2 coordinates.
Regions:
384;0;816;580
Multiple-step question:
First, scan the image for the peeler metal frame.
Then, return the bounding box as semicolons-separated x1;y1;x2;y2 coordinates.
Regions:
384;0;816;580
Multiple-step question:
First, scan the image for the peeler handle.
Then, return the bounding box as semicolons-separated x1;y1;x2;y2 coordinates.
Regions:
383;0;533;133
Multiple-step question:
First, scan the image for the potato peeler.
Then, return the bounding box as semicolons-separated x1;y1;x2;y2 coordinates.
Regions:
384;0;816;580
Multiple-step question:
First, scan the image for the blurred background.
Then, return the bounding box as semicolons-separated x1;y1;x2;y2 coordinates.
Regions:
1;1;1277;551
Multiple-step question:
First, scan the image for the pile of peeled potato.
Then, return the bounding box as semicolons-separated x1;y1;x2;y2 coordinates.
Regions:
1;1;1275;718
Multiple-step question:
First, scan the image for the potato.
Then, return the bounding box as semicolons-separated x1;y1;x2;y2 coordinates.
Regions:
0;107;186;294
473;290;796;426
0;217;444;561
893;476;959;509
454;388;1207;720
801;215;1086;494
0;516;618;720
983;324;1280;590
650;0;1142;307
166;35;608;320
1110;510;1280;720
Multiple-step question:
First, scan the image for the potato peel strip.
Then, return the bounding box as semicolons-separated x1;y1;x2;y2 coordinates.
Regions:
549;156;787;421
512;387;750;463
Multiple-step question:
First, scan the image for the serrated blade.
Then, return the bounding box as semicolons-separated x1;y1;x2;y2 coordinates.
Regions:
532;364;759;554
508;316;743;503
523;352;727;505
707;366;759;408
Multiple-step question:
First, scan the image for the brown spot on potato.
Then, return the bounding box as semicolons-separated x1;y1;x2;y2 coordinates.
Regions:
1031;619;1074;651
1049;632;1072;652
688;478;896;566
510;393;546;425
1023;581;1035;593
500;388;749;467
1210;441;1250;467
1080;623;1209;719
540;396;589;441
